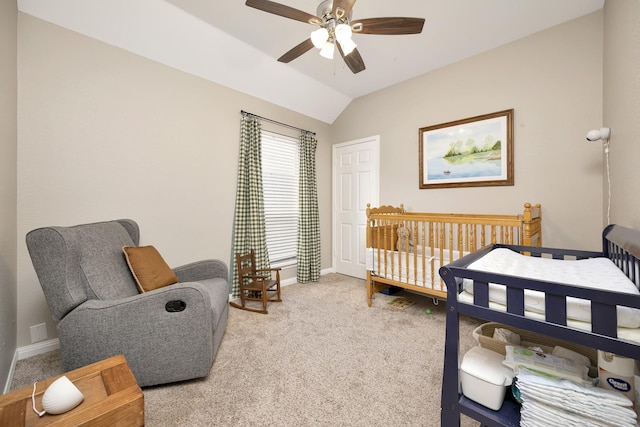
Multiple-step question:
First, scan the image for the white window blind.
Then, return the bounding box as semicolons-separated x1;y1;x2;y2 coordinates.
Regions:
261;131;299;265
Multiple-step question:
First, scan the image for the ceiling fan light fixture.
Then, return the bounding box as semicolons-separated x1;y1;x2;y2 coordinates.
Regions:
335;23;356;55
338;37;357;56
334;23;352;44
319;41;335;59
310;27;329;49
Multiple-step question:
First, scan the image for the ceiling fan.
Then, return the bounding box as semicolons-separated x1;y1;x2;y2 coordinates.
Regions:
245;0;425;74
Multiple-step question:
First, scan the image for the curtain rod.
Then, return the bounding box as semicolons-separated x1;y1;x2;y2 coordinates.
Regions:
241;110;316;135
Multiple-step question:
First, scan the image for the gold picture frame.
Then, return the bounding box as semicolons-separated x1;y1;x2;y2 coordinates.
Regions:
419;109;514;189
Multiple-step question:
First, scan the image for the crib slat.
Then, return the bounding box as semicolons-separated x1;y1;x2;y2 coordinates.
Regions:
421;221;427;286
448;223;454;264
412;220;418;284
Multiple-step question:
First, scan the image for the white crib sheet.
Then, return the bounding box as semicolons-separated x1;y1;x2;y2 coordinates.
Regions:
462;248;640;328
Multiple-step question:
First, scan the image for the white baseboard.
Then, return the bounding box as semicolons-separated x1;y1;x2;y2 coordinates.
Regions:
278;268;335;286
16;338;60;360
281;277;297;286
3;350;19;394
3;338;60;394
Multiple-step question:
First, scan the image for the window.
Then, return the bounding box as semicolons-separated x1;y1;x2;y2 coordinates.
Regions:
261;131;298;266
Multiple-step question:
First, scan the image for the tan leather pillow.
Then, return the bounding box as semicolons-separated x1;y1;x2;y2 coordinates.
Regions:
123;245;179;293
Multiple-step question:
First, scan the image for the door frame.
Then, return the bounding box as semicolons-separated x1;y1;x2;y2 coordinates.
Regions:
332;135;381;276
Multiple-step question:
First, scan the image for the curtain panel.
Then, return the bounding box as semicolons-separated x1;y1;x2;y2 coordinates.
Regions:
230;115;271;297
297;132;321;283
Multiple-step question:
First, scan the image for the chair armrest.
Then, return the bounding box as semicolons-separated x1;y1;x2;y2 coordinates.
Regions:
57;283;215;387
255;268;281;283
173;259;228;282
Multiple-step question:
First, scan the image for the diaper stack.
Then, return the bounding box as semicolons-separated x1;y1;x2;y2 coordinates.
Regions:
517;368;637;427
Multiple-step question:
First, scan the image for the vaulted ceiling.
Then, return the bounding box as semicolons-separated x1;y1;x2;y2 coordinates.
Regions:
17;0;604;123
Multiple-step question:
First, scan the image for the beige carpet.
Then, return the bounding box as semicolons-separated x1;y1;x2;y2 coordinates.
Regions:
11;274;482;426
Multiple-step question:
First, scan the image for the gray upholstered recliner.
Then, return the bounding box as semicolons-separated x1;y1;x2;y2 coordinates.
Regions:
26;219;229;387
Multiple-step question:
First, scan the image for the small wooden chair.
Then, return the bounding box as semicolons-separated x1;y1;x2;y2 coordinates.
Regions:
229;250;282;314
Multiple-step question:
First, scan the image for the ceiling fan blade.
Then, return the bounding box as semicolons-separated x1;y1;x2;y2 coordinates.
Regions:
278;39;315;63
333;0;356;19
351;17;425;35
337;44;365;74
245;0;319;24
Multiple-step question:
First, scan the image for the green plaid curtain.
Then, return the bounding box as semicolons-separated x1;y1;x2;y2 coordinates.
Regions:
230;114;271;297
297;131;320;283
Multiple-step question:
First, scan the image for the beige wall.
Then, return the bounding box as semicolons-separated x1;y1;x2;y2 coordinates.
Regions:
0;0;18;390
604;0;640;229
16;14;332;347
331;11;605;251
13;5;638;356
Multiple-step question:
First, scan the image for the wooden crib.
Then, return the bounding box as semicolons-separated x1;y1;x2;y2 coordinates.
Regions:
365;202;542;306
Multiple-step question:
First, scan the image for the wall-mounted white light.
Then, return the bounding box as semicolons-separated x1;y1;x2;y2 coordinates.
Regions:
586;127;611;142
586;126;612;225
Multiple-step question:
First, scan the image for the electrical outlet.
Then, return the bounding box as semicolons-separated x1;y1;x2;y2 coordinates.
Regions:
30;323;48;343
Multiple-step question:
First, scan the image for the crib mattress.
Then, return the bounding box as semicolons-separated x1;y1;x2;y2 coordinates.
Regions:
366;247;469;289
462;248;640;329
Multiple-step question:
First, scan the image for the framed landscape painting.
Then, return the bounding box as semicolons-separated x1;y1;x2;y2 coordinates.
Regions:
419;109;514;189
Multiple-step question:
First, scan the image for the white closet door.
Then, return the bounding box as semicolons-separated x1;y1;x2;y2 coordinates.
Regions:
333;136;380;279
